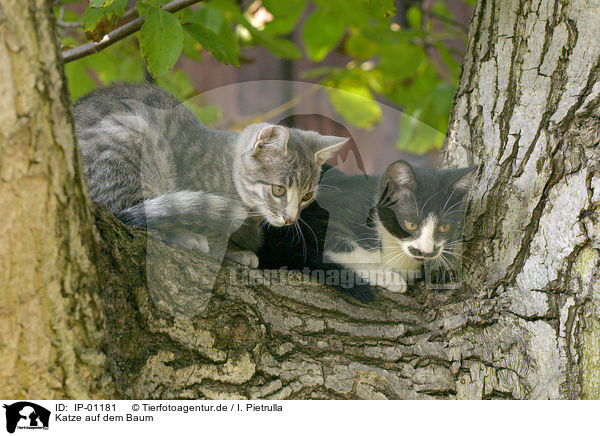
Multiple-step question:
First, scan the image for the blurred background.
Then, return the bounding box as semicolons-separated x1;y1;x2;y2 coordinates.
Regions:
57;0;474;173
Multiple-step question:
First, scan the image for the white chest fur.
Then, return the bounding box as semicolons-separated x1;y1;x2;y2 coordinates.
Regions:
377;223;423;272
324;244;381;269
324;224;422;274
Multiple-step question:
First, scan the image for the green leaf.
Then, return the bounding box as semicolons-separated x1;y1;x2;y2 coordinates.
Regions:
345;32;379;60
185;6;224;33
216;20;240;64
431;83;455;119
397;111;445;153
262;0;306;35
369;0;396;17
139;8;184;77
136;0;171;16
82;0;126;41
302;10;345;62
326;82;382;129
312;0;369;28
209;0;299;59
239;16;301;59
180;5;240;65
184;22;239;66
208;0;240;19
378;42;425;79
181;30;203;62
406;6;423;29
89;0;116;7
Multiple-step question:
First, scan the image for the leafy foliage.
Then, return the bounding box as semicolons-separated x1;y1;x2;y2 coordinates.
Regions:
302;10;345;62
82;0;126;41
326;83;381;130
58;0;472;148
296;0;468;152
139;8;183;76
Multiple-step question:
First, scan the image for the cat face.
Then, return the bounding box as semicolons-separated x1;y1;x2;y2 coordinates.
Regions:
239;124;347;226
376;160;476;264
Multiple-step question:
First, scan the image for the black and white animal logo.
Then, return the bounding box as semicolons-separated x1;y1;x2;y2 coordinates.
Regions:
3;402;50;434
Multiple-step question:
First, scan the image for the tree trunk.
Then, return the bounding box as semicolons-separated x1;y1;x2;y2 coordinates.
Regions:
441;0;600;399
0;0;110;398
1;0;598;400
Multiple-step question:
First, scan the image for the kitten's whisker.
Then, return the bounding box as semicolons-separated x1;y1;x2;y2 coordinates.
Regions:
257;219;268;237
411;192;419;219
440;185;459;216
442;201;465;217
298;217;319;255
381;248;409;266
444;240;472;247
420;191;439;217
317;184;342;193
381;251;407;265
294;221;308;261
432;253;454;282
443;250;480;265
442;209;466;217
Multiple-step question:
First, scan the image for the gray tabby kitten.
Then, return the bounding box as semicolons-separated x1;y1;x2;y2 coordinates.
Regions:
74;84;347;267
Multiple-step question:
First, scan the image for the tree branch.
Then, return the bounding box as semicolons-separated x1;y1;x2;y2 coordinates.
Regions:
89;201;544;399
61;0;201;63
57;7;81;29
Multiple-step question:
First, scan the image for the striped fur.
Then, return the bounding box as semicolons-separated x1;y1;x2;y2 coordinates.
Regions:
74;83;347;264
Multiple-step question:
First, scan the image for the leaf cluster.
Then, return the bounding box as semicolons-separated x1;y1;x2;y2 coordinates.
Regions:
57;0;473;152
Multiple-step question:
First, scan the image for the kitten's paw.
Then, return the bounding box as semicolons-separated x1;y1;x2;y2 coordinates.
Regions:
381;271;407;293
226;250;259;268
170;232;210;253
191;235;210;254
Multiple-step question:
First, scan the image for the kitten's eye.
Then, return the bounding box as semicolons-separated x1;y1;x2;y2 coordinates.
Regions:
271;185;286;197
404;221;418;231
438;223;451;233
302;191;314;202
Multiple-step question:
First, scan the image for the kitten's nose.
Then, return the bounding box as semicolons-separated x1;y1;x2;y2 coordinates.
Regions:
283;217;296;225
408;247;438;258
408;247;423;257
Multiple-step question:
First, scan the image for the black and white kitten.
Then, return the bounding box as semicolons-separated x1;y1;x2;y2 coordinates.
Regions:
260;160;476;299
74;84;347;266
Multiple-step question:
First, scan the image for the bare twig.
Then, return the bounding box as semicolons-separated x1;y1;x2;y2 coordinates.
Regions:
57;20;82;28
57;6;81;28
404;0;469;32
61;0;201;63
425;9;469;32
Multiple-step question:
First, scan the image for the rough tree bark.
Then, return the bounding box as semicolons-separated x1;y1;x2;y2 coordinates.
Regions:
1;0;598;400
0;0;111;398
441;0;600;399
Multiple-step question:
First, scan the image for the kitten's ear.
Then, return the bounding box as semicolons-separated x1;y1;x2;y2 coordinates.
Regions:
380;161;416;204
452;165;478;191
251;125;289;154
314;136;348;164
383;160;416;191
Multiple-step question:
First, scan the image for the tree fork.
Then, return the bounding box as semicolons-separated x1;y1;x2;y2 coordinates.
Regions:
0;0;109;398
1;0;599;400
